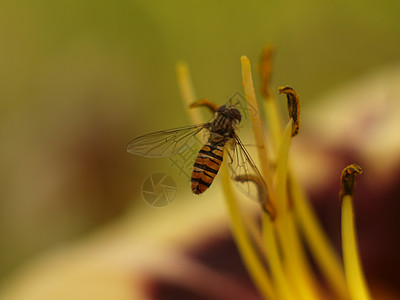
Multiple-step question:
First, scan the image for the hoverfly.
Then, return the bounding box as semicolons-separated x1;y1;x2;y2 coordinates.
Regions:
127;103;266;201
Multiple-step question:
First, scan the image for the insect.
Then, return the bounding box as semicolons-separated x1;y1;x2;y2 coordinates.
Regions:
127;103;266;201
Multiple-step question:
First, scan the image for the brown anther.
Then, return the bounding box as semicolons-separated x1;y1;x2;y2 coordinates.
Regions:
260;45;274;99
190;98;219;114
234;174;276;220
339;164;363;201
278;86;300;137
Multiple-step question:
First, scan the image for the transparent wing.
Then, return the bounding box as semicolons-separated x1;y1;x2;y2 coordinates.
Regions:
226;91;258;125
127;123;209;158
225;133;267;204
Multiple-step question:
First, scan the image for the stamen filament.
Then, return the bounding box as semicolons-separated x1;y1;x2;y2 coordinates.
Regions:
260;46;282;155
241;55;276;215
262;213;297;300
222;169;277;300
264;99;283;157
290;176;349;299
176;62;202;125
274;120;319;300
260;45;274;100
340;165;372;300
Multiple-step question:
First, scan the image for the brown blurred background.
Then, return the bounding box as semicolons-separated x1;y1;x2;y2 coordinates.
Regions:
0;0;399;288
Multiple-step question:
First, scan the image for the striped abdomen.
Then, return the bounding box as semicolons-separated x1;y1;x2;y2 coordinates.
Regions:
191;142;224;194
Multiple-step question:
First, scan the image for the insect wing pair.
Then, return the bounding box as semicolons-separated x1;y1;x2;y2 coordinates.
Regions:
127;106;266;203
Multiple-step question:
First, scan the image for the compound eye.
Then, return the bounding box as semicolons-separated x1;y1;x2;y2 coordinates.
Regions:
216;105;226;113
228;108;241;123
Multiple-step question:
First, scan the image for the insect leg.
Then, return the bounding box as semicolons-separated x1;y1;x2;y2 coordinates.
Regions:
190;98;219;114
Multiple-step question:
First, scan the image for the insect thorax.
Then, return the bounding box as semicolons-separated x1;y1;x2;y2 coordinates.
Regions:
210;113;236;138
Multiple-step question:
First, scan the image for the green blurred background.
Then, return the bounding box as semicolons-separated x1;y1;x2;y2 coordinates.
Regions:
0;0;399;282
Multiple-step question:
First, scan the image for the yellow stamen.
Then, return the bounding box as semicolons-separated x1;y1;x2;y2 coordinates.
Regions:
278;86;300;137
241;55;276;216
260;46;282;154
340;165;372;300
262;213;297;300
274;120;319;300
273;90;320;300
221;169;277;300
290;176;350;299
176;62;202;125
260;45;274;100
